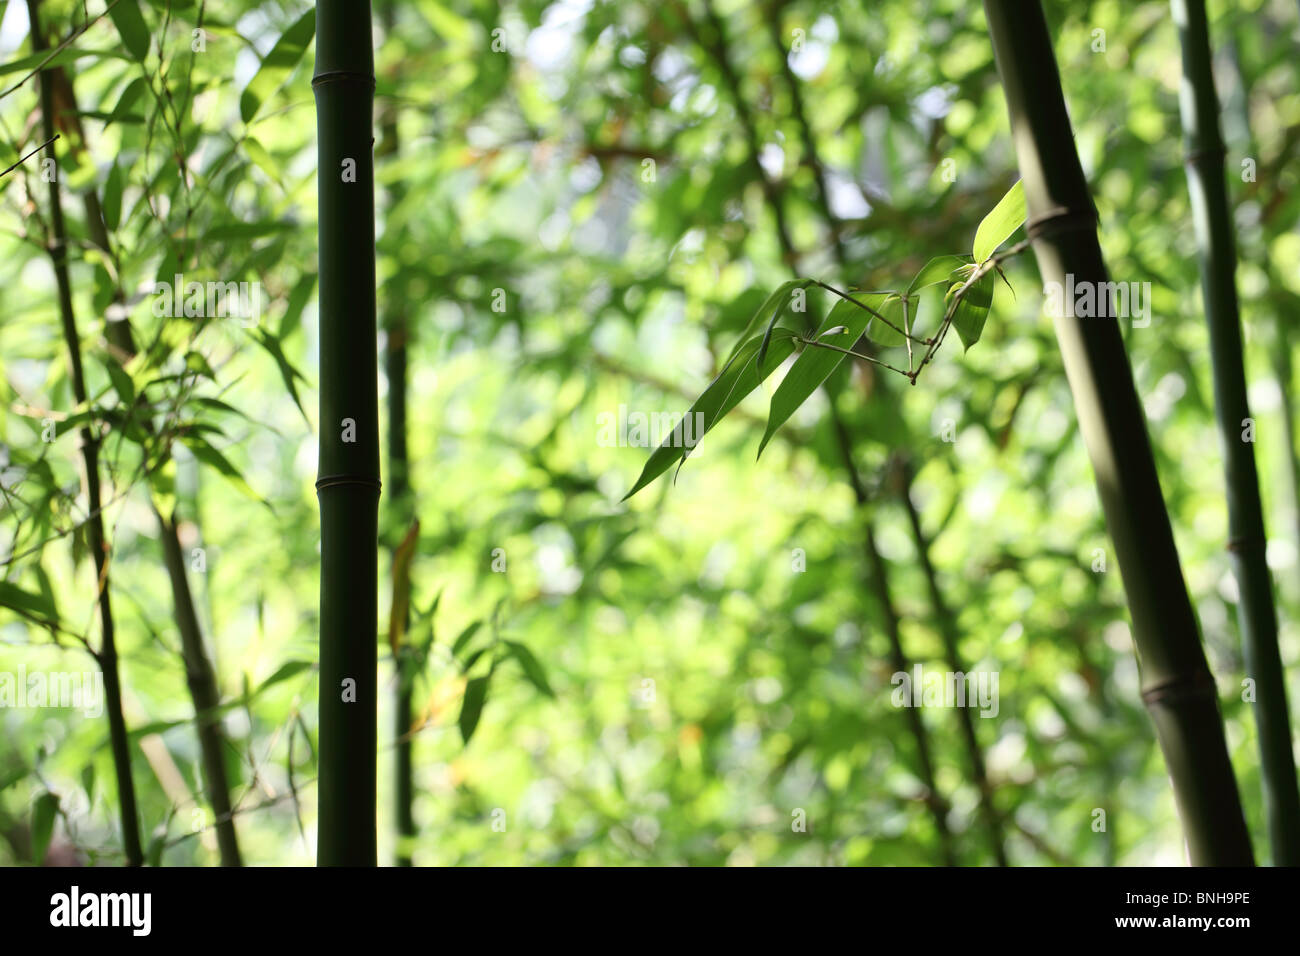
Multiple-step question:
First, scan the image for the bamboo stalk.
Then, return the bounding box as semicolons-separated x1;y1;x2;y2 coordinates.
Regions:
897;459;1009;865
983;0;1253;865
1173;0;1300;864
43;39;243;866
314;0;380;867
378;0;415;866
26;0;142;867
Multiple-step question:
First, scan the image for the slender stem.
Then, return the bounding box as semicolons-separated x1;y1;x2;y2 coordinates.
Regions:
795;336;913;377
156;509;242;865
1173;0;1300;864
26;0;142;867
44;36;243;866
985;0;1253;865
832;419;956;865
379;0;415;867
315;0;380;867
897;457;1009;865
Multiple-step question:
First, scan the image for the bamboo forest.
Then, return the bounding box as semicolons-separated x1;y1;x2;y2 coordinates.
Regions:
1;0;1299;889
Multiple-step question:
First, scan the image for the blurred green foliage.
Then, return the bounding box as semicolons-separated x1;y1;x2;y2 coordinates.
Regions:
0;0;1298;866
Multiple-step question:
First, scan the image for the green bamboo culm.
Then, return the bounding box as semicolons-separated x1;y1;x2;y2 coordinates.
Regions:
378;0;416;867
314;0;380;867
983;0;1253;865
1172;0;1300;865
26;0;143;868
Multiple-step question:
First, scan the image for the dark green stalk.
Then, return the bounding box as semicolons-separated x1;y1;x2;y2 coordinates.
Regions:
984;0;1253;865
156;511;241;865
692;0;955;863
314;0;380;867
833;421;957;866
897;460;1009;865
1174;0;1300;864
27;0;142;867
45;42;243;867
763;4;1008;864
378;0;415;867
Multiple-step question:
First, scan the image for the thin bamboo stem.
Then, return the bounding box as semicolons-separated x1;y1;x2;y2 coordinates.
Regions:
984;0;1253;865
1173;0;1300;864
26;0;142;868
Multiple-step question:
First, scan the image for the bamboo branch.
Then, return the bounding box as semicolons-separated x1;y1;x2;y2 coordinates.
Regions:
1173;0;1300;864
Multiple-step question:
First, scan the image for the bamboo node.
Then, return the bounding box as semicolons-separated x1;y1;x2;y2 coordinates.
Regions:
1025;206;1098;241
312;70;377;89
315;474;382;493
1140;670;1217;707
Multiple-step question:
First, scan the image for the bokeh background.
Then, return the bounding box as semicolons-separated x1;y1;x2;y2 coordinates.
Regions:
2;0;1300;865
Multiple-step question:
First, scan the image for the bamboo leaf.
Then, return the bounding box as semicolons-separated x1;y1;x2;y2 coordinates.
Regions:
758;300;874;457
102;161;123;230
31;792;58;864
251;328;309;424
181;434;262;503
239;9;316;124
0;580;60;627
108;0;151;62
724;279;806;366
459;675;490;744
504;640;554;697
450;620;483;659
757;279;812;366
907;255;970;295
623;331;794;500
949;272;995;351
860;292;906;347
106;76;147;126
972;179;1026;263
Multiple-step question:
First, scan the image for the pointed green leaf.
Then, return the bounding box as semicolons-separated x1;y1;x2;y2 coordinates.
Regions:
459;675;490;744
758;300;874;457
108;1;150;62
949;272;995;351
972;179;1026;263
106;76;147;127
907;255;970;295
450;620;483;659
239;9;316;124
505;641;554;697
859;292;906;347
724;279;806;367
181;434;262;503
251;328;309;424
757;279;812;366
0;580;60;627
623;332;796;500
102;162;124;230
31;792;58;864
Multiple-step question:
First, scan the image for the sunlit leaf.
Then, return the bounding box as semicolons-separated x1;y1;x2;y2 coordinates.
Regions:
972;179;1026;263
239;9;316;124
108;0;151;62
758;299;874;457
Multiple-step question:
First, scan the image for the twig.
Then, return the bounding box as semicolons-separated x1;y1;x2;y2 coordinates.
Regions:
0;134;58;178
